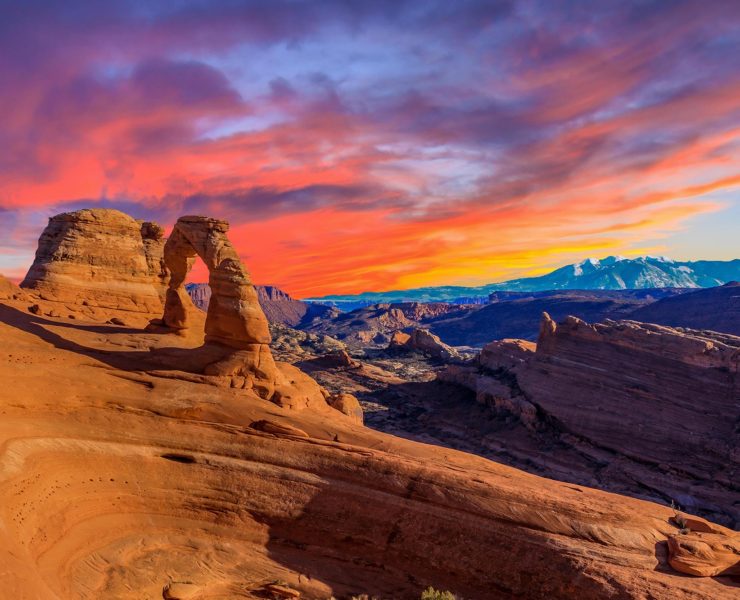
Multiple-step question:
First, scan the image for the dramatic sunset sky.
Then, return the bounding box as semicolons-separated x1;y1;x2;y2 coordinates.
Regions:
1;1;739;297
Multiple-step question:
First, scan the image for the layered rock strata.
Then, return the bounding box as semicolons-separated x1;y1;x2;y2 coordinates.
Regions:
441;314;740;528
20;209;166;320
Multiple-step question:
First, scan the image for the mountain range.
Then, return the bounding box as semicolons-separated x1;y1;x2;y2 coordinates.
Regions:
306;256;740;309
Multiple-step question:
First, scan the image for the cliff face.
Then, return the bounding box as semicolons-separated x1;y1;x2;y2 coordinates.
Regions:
629;281;740;335
526;316;739;512
530;314;738;452
20;209;167;319
441;315;740;528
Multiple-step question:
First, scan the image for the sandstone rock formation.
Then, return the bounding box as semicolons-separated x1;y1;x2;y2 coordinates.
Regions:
480;338;536;370
161;216;270;347
156;216;358;417
442;313;740;527
388;330;411;347
668;530;740;577
395;328;460;361
0;295;737;598
20;209;166;322
327;392;364;424
0;274;26;301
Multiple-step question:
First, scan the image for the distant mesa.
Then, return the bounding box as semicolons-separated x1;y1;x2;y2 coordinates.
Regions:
186;281;334;327
629;281;740;336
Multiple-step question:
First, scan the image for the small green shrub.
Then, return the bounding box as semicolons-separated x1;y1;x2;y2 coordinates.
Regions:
670;500;690;533
420;587;457;600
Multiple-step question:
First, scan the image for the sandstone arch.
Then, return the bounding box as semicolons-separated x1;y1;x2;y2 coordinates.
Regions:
158;216;336;412
161;215;270;348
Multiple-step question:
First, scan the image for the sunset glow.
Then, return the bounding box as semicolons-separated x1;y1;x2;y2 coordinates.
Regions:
1;1;739;297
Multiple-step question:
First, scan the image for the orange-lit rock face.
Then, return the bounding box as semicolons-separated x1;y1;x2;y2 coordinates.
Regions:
0;275;26;301
20;208;167;319
158;215;339;414
161;215;270;347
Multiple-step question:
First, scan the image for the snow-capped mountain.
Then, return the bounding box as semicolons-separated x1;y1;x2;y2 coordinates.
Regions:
306;256;740;308
493;256;738;291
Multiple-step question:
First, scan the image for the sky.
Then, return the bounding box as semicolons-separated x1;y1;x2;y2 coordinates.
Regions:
1;0;739;298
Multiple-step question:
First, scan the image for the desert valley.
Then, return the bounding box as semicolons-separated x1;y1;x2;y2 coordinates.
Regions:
0;208;737;599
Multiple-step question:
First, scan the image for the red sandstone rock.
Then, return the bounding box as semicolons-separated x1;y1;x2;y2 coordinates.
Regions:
250;420;310;438
20;209;166;320
388;330;411;346
327;393;364;424
479;338;535;370
464;313;740;526
0;275;26;301
668;532;740;577
402;328;460;360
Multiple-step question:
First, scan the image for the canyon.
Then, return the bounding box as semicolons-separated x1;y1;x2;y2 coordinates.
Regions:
0;208;738;599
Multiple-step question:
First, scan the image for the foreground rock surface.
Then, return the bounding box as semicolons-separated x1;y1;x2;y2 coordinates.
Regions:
0;296;737;598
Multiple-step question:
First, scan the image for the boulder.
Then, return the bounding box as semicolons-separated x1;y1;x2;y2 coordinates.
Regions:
388;330;411;347
479;338;535;371
667;531;740;577
327;393;364;424
316;350;361;369
403;328;459;361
